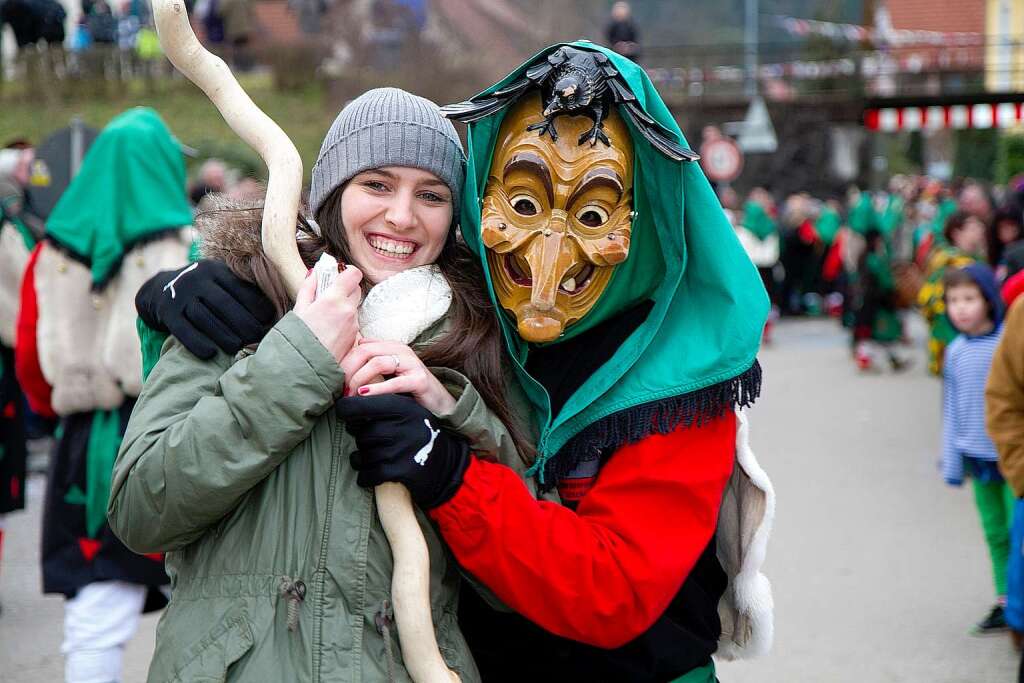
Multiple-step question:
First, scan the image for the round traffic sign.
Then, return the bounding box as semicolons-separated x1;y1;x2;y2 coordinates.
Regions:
700;137;744;183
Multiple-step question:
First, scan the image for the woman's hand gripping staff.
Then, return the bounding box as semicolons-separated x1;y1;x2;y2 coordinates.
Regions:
150;1;460;678
293;265;362;362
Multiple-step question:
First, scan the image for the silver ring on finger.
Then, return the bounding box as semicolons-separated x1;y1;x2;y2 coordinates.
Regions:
390;354;401;373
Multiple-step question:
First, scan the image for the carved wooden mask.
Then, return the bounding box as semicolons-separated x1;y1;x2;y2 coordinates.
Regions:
482;92;634;342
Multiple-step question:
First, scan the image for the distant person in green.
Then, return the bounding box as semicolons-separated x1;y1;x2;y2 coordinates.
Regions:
847;187;878;236
913;182;956;268
737;187;779;342
918;211;985;375
878;186;904;245
852;229;907;372
15;107;190;683
739;188;779;302
816;198;845;315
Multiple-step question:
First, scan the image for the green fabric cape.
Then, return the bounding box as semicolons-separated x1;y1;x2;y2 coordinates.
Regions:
459;41;768;482
879;194;903;238
865;251;901;342
45;107;192;290
742;200;778;240
931;197;958;240
848;193;878;235
815;205;842;247
86;410;121;538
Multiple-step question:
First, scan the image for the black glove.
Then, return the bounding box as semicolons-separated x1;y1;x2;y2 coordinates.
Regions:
337;394;470;509
135;259;276;360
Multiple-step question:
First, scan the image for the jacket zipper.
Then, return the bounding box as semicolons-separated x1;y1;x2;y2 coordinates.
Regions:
374;599;397;683
311;423;345;682
279;577;307;632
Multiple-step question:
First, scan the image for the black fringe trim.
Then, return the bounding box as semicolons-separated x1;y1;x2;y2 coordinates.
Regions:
538;360;763;490
45;226;187;292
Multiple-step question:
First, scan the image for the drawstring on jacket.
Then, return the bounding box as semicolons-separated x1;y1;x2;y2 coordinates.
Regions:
278;577;306;632
375;598;397;683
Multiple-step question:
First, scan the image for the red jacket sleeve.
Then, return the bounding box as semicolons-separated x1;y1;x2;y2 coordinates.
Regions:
429;411;736;649
1003;270;1024;308
15;243;55;418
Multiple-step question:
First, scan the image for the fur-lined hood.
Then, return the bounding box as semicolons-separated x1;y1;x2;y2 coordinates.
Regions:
193;194;322;317
194;194;288;283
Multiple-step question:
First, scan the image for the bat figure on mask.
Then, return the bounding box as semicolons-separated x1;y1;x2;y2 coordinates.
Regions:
441;45;700;162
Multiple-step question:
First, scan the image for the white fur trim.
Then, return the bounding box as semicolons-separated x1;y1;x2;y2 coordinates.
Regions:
102;232;194;397
0;225;30;346
716;408;775;660
35;245;121;414
34;233;191;415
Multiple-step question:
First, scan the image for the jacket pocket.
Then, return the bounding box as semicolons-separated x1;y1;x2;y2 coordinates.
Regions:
168;610;254;683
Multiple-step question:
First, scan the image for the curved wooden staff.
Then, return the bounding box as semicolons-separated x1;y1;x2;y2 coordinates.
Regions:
150;4;458;681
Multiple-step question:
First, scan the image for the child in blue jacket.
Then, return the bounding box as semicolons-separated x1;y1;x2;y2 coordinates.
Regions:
942;263;1011;634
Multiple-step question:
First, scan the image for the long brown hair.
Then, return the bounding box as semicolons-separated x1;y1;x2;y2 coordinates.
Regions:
197;192;534;463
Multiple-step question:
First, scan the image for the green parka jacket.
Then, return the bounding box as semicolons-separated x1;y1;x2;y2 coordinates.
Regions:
108;311;522;682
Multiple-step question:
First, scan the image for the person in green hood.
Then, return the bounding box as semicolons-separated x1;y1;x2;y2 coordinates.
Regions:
13;107;193;683
851;229;907;372
918;210;984;375
132;43;776;683
734;187;780;344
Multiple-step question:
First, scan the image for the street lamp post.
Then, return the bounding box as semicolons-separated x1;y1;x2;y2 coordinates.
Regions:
744;0;758;98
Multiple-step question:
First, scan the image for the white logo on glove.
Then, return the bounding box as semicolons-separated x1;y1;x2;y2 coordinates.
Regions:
163;262;199;299
414;419;440;466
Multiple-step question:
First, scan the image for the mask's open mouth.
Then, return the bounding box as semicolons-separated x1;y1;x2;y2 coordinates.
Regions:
558;262;594;294
505;253;532;286
503;253;595;295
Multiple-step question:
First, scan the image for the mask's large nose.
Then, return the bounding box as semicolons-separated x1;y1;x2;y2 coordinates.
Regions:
511;211;578;342
525;211;573;312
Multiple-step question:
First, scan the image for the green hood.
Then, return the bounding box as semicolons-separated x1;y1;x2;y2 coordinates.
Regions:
459;41;768;483
742;200;778;240
879;194;903;237
932;197;958;239
848;192;878;235
46;108;192;289
815;204;842;246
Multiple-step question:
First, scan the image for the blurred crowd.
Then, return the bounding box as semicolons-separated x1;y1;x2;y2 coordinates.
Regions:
1;0;258;85
722;175;1024;372
724;174;1024;679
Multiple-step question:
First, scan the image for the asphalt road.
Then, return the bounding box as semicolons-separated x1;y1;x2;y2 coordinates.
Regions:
1;317;1019;682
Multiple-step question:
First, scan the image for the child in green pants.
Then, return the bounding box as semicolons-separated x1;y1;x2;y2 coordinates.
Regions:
941;264;1008;633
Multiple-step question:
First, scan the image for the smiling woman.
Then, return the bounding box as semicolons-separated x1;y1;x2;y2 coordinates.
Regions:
111;87;533;683
329;167;454;284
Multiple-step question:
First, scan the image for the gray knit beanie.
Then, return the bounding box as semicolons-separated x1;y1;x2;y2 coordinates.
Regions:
309;88;465;219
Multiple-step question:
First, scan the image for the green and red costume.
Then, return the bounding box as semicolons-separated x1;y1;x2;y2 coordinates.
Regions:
15;108;192;600
429;43;773;682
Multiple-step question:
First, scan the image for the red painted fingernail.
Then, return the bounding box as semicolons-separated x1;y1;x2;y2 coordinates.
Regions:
358;387;370;395
343;388;351;397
